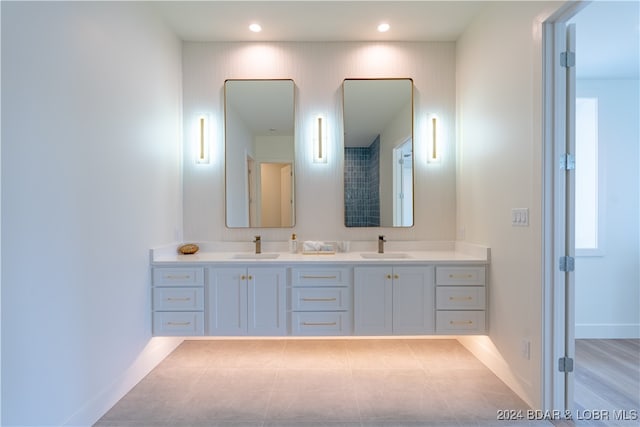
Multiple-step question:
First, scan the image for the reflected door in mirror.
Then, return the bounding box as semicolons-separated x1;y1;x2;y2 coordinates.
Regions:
225;79;295;228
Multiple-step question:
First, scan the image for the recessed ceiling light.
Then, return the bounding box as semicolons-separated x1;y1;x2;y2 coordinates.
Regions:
377;23;390;33
249;23;262;33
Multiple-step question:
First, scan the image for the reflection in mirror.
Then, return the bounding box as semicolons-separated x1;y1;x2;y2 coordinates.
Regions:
343;79;413;228
225;80;295;228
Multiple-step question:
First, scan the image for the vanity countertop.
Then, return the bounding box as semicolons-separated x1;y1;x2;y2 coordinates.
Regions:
151;241;490;266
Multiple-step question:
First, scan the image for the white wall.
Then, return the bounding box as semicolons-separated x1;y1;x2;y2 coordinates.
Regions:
575;79;640;338
455;1;562;410
1;2;183;425
182;42;457;243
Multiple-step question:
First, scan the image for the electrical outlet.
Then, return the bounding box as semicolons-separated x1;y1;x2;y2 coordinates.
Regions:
511;208;529;227
521;339;531;360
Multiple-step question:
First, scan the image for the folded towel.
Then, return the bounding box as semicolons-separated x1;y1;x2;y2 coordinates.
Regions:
302;241;322;252
302;241;335;253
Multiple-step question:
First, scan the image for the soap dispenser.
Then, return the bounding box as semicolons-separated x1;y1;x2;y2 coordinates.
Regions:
289;233;298;253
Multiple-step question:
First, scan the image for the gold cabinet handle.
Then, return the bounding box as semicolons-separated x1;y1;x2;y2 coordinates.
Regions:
240;275;246;280
167;297;191;302
166;274;191;280
394;274;399;279
449;320;474;326
449;274;474;279
301;297;337;302
449;296;473;301
167;321;191;326
248;275;253;280
301;275;338;279
302;321;337;326
386;274;392;279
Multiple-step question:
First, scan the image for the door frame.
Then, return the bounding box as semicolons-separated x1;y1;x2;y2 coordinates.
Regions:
541;0;589;413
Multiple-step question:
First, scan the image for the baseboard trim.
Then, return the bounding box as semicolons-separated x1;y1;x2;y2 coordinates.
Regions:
575;323;640;339
63;337;183;427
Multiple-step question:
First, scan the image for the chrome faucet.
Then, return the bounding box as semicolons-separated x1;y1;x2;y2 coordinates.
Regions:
378;235;386;254
253;235;261;254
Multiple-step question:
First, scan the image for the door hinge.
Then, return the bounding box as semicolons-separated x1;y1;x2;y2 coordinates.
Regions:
559;256;575;272
560;153;575;170
558;356;574;372
561;51;576;68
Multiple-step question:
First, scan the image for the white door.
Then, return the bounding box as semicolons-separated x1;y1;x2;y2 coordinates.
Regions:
547;20;577;413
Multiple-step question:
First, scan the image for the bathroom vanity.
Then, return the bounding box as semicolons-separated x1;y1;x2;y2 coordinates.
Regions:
150;242;489;337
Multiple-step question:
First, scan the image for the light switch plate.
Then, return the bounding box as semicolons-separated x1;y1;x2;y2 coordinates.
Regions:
512;208;529;227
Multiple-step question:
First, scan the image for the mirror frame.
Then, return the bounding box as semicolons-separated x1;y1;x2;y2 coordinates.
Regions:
342;78;415;228
224;79;296;228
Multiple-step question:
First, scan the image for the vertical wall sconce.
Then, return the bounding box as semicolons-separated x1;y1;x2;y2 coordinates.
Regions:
196;115;210;164
428;114;440;163
313;115;327;163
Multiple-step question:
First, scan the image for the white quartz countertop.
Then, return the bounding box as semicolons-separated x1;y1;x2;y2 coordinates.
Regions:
151;241;490;265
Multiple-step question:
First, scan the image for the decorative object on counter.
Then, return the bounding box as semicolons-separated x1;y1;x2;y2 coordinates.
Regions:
289;233;298;253
178;243;199;255
302;241;336;255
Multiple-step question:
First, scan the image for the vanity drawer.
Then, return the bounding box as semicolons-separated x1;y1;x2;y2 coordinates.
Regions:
292;287;350;311
436;310;486;334
291;267;351;287
153;312;204;336
153;267;204;286
436;286;485;310
153;287;204;311
292;311;351;336
436;266;485;286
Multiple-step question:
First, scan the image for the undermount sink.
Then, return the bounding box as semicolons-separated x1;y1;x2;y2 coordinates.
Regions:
360;252;412;259
232;253;280;260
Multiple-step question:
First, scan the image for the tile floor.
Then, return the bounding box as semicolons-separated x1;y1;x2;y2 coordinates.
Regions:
95;339;555;427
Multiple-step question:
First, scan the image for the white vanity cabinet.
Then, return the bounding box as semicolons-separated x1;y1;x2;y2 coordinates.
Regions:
354;266;435;335
435;266;487;334
152;267;205;336
207;266;286;336
290;266;352;335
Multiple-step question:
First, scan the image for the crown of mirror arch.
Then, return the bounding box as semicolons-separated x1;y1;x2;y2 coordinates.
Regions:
342;78;414;228
224;79;295;228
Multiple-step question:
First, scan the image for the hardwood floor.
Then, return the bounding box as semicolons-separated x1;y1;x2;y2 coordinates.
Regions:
566;339;640;426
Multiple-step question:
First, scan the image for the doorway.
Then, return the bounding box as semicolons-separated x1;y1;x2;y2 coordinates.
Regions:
543;0;640;416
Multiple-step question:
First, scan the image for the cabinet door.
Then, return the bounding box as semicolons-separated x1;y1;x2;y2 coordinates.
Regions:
208;267;247;335
392;266;435;334
354;267;392;335
248;267;286;335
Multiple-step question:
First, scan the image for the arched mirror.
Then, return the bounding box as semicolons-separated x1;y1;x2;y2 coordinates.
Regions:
343;78;414;227
224;79;295;228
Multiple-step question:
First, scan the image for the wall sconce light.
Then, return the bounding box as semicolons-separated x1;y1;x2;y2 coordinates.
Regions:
428;115;440;163
313;115;327;163
196;115;210;164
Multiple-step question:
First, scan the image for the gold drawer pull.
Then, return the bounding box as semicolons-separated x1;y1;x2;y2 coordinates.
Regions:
301;275;338;279
167;297;192;302
449;296;473;301
167;321;192;326
449;320;474;326
166;274;191;280
301;297;337;302
386;274;392;279
302;321;338;326
449;274;474;279
240;275;253;280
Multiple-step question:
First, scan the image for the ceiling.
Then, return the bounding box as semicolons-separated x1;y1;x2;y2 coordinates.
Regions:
149;1;487;42
149;1;639;78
